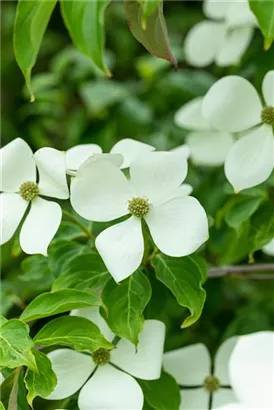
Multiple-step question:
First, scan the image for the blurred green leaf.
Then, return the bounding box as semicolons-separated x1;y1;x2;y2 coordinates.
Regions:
249;1;274;49
102;270;152;345
60;0;110;75
34;316;113;352
13;0;57;100
249;203;274;252
225;197;263;231
152;254;207;328
20;289;100;322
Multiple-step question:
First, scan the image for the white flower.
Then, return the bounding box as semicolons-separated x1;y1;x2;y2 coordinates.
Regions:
163;338;237;409
65;138;155;171
175;97;235;166
70;151;208;282
215;331;274;410
0;138;69;255
47;307;165;410
184;0;256;67
262;238;274;257
202;71;274;192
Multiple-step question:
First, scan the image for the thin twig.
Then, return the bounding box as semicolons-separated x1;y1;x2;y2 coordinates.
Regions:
62;210;94;240
208;264;274;279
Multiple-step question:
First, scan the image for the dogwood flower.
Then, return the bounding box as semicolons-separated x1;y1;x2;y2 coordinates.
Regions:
184;0;256;67
262;238;274;257
0;138;69;255
175;97;234;166
202;71;274;192
71;151;208;282
47;307;165;410
163;338;237;409
215;331;274;410
65;138;155;171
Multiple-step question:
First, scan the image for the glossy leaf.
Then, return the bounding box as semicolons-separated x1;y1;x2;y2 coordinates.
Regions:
24;350;57;406
152;254;207;328
125;0;177;67
0;320;37;371
60;0;110;75
102;270;152;345
20;289;100;322
249;1;274;49
13;0;57;101
34;316;113;353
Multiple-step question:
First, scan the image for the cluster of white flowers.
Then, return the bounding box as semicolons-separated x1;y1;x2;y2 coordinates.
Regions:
46;307;166;410
184;0;256;68
0;137;209;282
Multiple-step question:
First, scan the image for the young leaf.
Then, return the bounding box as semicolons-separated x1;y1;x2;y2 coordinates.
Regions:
249;1;274;49
52;253;110;297
20;289;100;322
102;270;152;345
13;0;57;101
152;254;207;328
60;0;110;76
125;0;177;68
34;316;113;353
139;371;180;410
225;197;262;231
0;320;37;371
24;350;57;406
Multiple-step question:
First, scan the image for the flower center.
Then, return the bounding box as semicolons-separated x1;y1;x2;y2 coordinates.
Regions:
19;181;39;201
92;348;110;366
203;375;220;392
128;197;150;218
261;106;274;126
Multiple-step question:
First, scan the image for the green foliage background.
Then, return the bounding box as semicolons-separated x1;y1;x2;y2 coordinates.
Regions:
1;1;274;409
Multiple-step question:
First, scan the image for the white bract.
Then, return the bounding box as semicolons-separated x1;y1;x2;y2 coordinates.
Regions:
262;238;274;257
70;151;209;282
215;331;274;410
47;307;165;410
202;71;274;192
175;97;234;166
163;338;237;409
184;0;256;67
0;138;69;255
65;138;155;171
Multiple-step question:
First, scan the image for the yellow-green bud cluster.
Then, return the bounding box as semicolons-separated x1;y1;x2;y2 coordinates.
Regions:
128;197;150;218
19;181;39;201
203;375;220;392
92;348;110;366
261;106;274;126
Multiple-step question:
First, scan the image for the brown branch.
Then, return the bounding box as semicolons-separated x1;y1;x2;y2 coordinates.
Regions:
208;264;274;280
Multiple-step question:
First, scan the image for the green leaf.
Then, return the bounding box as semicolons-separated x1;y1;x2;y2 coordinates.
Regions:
0;316;7;326
20;289;101;322
102;270;152;345
249;0;274;49
13;0;57;101
52;253;110;298
0;320;37;371
152;254;207;328
225;197;263;231
24;350;57;406
125;0;177;67
139;371;180;410
249;203;274;252
60;0;110;75
34;316;113;353
0;403;5;410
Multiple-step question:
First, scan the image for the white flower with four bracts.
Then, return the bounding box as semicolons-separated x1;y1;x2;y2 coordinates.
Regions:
202;70;274;192
215;331;274;410
0;138;69;255
71;151;209;282
184;0;256;68
163;338;237;409
175;97;235;166
46;307;165;410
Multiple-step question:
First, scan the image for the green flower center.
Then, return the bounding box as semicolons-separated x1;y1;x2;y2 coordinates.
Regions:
92;348;110;366
19;181;39;201
261;106;274;126
203;375;220;392
128;197;150;218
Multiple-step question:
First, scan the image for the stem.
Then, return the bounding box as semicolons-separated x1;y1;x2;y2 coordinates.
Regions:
208;264;274;280
62;210;94;240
